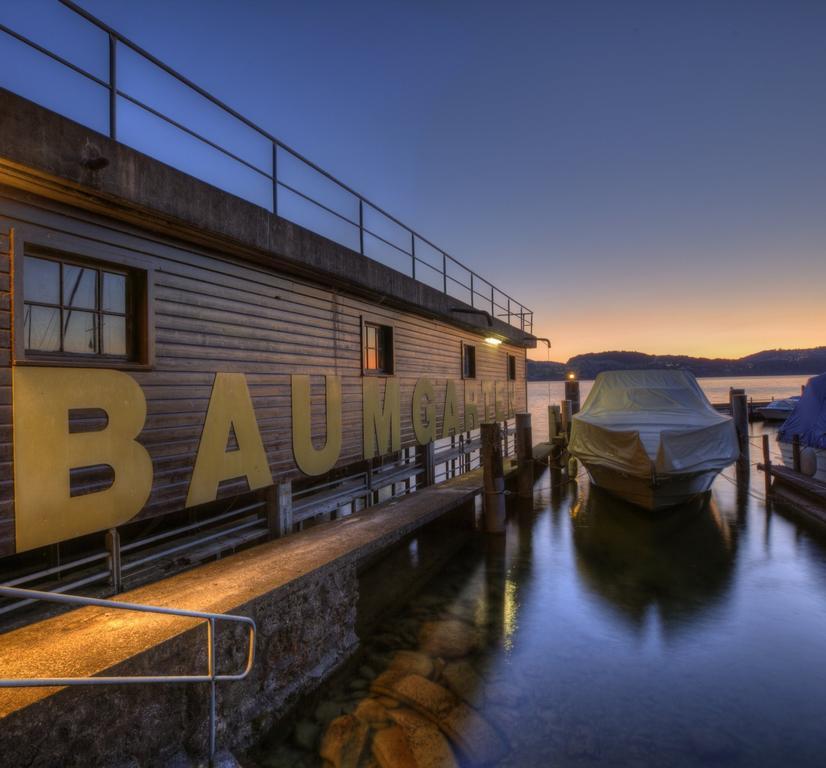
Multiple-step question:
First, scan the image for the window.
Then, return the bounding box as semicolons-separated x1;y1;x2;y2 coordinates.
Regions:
363;322;394;374
508;354;517;381
22;252;143;362
462;343;476;379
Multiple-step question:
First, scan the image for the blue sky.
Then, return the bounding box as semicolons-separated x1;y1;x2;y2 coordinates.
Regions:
2;0;825;360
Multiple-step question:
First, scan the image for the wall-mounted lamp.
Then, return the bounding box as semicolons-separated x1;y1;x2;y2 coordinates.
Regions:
485;337;503;346
567;371;577;380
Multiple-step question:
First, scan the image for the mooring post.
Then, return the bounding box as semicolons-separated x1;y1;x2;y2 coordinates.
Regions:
417;442;436;486
561;400;573;440
515;412;533;500
105;528;122;593
793;434;801;473
548;404;561;441
266;481;293;538
762;433;772;497
565;376;581;414
481;422;506;533
730;388;750;472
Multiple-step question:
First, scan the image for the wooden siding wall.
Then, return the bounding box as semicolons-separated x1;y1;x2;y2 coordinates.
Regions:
0;195;527;555
0;224;11;551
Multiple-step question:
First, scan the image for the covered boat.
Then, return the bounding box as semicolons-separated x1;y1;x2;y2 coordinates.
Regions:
757;396;800;422
569;370;739;510
778;374;826;482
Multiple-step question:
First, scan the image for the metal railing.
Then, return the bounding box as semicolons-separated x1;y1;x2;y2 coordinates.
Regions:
0;586;256;762
0;0;533;334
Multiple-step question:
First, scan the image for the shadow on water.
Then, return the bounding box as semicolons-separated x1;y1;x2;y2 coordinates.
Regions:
570;485;738;635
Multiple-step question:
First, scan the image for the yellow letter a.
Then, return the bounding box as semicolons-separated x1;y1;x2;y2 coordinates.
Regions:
186;373;271;507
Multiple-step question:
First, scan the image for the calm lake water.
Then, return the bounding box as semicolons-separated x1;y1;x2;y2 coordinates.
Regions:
251;374;826;768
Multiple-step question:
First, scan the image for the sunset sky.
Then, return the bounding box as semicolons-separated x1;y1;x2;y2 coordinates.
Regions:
3;0;825;362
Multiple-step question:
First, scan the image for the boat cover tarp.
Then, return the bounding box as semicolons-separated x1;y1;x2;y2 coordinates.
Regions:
569;370;739;478
779;373;826;449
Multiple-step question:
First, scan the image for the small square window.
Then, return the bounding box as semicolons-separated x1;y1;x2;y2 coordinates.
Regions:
462;343;476;379
508;354;517;381
22;251;147;364
363;322;394;375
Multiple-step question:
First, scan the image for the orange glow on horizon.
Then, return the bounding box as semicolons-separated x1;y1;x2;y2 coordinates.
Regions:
527;297;826;363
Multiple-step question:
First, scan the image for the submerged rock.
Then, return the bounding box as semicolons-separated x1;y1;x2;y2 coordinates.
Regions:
388;651;435;679
293;719;320;751
418;620;479;659
385;709;458;768
353;697;392;728
370;671;508;765
371;725;418;768
441;661;485;708
314;700;345;725
319;714;369;768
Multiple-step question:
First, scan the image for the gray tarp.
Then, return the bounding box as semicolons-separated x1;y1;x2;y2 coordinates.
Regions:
569;370;739;478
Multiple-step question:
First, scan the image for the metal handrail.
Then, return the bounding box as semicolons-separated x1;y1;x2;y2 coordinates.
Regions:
0;0;533;334
0;586;256;762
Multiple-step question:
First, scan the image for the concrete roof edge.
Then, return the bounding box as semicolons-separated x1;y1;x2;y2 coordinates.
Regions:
0;89;536;348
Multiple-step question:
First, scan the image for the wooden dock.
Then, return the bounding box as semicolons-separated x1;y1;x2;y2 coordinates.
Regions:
758;462;826;525
711;399;774;421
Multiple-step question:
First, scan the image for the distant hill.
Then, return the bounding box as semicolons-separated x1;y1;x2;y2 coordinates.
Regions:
527;347;826;381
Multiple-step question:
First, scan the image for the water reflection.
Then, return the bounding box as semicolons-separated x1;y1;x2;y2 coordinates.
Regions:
251;459;826;768
571;485;737;634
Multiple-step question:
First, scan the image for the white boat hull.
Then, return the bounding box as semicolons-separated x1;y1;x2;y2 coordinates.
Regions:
778;442;826;483
582;462;723;512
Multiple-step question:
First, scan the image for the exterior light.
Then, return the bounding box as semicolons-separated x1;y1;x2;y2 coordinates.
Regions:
485;337;503;346
567;372;576;380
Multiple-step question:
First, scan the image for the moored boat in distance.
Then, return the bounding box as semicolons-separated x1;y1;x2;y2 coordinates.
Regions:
778;374;826;482
758;396;800;422
569;370;740;511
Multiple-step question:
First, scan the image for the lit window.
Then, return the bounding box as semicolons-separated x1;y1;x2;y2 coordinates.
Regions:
462;343;476;379
508;354;517;381
363;322;393;374
23;253;141;361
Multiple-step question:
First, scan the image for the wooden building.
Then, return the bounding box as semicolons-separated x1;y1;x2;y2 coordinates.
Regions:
0;87;535;607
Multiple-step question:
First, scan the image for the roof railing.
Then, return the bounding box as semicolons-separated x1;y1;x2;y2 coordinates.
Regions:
0;0;533;334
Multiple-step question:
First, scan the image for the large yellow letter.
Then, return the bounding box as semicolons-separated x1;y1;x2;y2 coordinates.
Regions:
442;379;461;437
13;367;152;552
186;372;271;507
412;378;436;445
291;374;342;475
464;381;480;430
363;378;401;459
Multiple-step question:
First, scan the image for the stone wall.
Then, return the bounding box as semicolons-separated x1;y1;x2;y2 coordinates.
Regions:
0;564;358;767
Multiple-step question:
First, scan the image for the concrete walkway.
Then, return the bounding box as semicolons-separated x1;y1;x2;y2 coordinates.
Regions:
0;468;485;720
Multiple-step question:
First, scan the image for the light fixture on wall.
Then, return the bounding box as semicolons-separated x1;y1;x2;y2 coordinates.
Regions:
485;337;503;346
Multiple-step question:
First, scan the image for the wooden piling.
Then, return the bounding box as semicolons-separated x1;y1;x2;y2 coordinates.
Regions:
481;422;506;533
565;378;581;414
418;442;436;487
550;435;565;469
561;400;573;440
793;434;801;473
105;528;122;593
266;481;293;538
548;404;561;441
762;433;772;497
730;388;750;472
516;412;534;500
